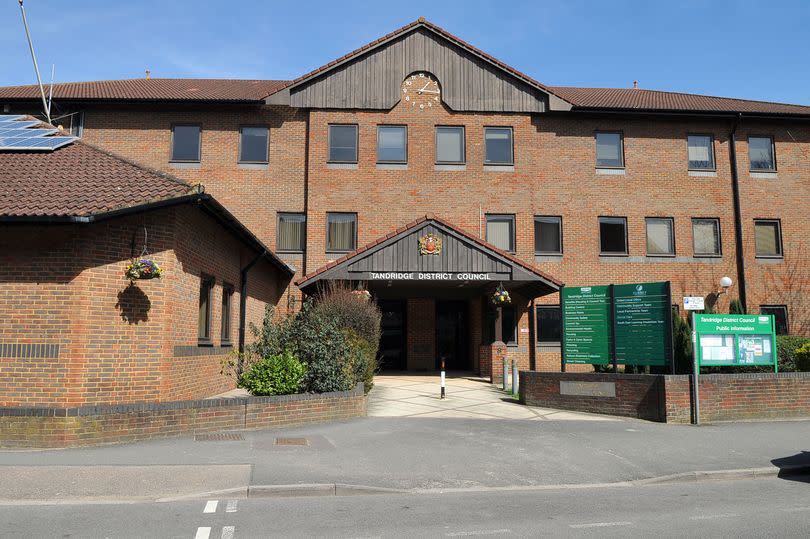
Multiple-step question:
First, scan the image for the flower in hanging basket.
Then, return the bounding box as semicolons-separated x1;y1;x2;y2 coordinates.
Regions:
125;259;163;280
491;288;511;305
351;289;372;301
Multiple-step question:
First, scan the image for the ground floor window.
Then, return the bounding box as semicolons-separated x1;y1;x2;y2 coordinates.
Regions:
536;305;561;344
485;304;517;345
221;283;234;345
760;305;789;335
198;275;214;344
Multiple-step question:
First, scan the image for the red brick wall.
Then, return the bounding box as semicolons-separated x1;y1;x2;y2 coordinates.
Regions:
0;384;366;448
0;204;286;407
406;298;435;370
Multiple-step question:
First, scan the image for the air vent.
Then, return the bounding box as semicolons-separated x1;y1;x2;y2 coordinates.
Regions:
194;432;245;442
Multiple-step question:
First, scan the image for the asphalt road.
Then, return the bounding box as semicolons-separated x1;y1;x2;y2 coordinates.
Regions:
1;476;808;538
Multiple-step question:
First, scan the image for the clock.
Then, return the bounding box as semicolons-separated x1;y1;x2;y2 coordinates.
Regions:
401;72;441;110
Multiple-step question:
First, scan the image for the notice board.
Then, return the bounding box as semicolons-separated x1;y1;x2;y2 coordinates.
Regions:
561;286;612;365
694;314;777;368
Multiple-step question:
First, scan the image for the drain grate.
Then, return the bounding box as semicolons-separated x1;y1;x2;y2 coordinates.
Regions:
195;433;245;442
275;437;309;446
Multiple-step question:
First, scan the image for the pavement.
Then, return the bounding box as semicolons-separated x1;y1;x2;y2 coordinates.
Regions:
0;374;808;503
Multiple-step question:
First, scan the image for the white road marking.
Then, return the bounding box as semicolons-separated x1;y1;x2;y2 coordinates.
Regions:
226;499;238;513
445;530;510;537
221;526;235;539
203;500;218;514
569;521;632;529
195;527;211;539
689;513;738;521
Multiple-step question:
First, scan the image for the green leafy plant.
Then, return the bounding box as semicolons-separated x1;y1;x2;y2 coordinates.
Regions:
343;329;378;394
672;311;693;374
795;343;810;372
729;298;745;314
238;350;306;396
776;335;810;372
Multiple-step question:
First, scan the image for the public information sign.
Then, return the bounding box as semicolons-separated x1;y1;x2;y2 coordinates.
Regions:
561;281;673;369
561;286;612;365
694;314;777;368
613;282;672;367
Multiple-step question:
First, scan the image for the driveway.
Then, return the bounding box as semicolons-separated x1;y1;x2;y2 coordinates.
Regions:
368;373;617;420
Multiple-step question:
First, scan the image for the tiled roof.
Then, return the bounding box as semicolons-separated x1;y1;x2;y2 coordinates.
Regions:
0;137;193;217
548;86;810;116
0;78;288;103
296;214;563;289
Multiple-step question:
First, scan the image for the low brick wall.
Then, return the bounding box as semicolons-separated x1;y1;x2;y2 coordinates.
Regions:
520;371;810;423
0;384;366;448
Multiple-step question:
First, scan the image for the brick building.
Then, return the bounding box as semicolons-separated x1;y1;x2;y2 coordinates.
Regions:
0;127;292;406
1;18;808;382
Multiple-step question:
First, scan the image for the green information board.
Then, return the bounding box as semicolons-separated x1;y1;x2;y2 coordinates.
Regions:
695;314;777;368
561;286;612;365
613;282;672;367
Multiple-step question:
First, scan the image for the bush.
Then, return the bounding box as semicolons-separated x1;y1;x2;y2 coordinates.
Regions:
294;304;355;393
776;335;810;372
238;350;306;396
729;298;745;314
344;329;378;394
312;282;382;348
796;343;810;372
672;312;693;374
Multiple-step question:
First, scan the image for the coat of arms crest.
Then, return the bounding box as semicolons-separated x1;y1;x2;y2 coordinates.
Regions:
418;233;442;255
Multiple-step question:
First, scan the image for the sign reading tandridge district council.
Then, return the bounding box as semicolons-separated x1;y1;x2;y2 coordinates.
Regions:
562;286;612;365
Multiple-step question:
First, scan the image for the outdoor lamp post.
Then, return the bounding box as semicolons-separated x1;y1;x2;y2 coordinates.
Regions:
718;276;733;295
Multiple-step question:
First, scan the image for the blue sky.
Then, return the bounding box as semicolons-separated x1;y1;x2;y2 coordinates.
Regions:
2;0;809;105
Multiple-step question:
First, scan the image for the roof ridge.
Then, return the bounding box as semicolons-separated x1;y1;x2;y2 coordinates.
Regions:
549;85;810;109
74;139;198;193
0;78;289;88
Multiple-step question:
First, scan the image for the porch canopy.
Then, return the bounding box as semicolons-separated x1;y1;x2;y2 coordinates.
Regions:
296;215;562;299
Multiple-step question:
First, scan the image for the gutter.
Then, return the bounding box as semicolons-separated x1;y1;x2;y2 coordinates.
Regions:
728;113;748;312
238;250;266;359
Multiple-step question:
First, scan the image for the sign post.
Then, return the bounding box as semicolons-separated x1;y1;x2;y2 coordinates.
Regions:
691;311;700;425
561;285;612;367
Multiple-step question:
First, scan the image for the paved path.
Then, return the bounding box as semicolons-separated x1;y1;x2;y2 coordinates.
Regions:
368;373;616;420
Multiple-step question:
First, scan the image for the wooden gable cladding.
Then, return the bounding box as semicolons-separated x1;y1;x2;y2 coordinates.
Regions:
287;28;549;113
347;224;511;275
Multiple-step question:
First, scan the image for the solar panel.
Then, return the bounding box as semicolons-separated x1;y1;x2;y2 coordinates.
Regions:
0;114;76;151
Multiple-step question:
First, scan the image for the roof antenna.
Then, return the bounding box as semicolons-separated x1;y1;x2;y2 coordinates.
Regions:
633;80;639;89
47;63;55;121
18;0;50;124
145;69;151;80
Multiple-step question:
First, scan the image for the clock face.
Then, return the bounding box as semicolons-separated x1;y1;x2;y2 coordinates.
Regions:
401;72;441;111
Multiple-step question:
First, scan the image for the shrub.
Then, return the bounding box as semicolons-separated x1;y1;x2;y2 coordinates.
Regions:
776;335;810;372
293;304;355;393
729;298;745;314
344;329;378;394
796;343;810;372
312;282;382;348
238;350;306;396
672;312;693;374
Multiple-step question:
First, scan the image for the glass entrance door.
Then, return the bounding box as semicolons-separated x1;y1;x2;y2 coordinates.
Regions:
377;300;406;371
436;301;469;371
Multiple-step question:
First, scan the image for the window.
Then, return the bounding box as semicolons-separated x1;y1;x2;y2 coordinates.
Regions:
754;219;783;257
484;127;513;164
221;284;233;345
67;112;84;137
760;305;789;335
692;218;721;256
534;216;562;254
486;214;515;252
277;213;306;253
687;135;715;170
197;275;214;344
326;212;357;252
328;124;358;163
536;305;562;344
749;136;775;171
595;132;624;168
486;305;517;345
239;126;269;163
435;126;465;164
646;217;675;256
377;125;407;163
599;217;628;255
171;125;201;162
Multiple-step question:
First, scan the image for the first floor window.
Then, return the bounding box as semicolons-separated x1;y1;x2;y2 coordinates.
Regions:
435;126;465;164
595;131;624;168
327;212;357;252
171;124;201;162
536;305;561;344
277;212;306;252
198;275;214;343
239;126;269;163
754;219;783;257
377;125;407;163
646;217;675;256
484;127;513;164
486;214;515;252
221;284;234;344
534;216;562;254
760;305;788;335
328;124;358;163
692;218;721;256
599;217;628;255
749;136;775;171
687;134;715;170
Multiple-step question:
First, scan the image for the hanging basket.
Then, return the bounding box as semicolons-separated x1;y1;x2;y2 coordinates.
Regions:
126;259;163;280
351;289;372;301
491;283;511;305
